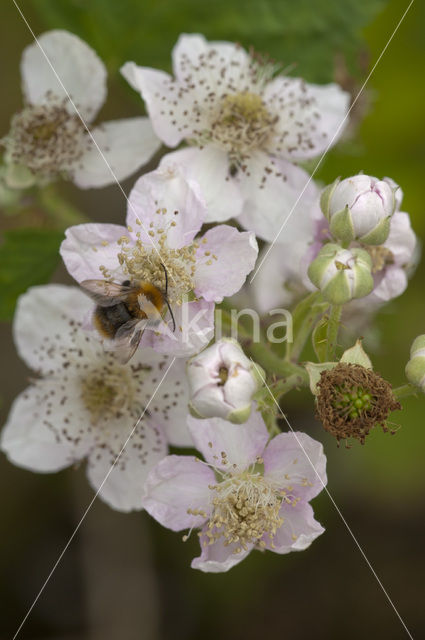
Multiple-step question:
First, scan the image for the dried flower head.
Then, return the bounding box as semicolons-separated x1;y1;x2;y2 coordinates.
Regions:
316;363;400;445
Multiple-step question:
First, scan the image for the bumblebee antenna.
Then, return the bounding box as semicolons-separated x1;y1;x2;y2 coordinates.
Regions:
160;263;175;332
165;298;176;332
160;263;169;297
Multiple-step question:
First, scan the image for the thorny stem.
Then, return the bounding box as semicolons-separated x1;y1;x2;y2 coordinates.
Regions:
268;373;307;398
325;305;342;361
392;383;418;399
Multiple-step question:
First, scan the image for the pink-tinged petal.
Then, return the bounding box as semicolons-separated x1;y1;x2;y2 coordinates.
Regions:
60;223;125;283
267;502;324;554
159;146;243;223
263;432;327;501
21;30;106;121
194;225;258;302
72;117;161;189
131;348;192;447
238;153;319;242
144;455;214;530
121;62;188;147
191;530;253;573
264;76;349;161
13;285;93;372
126;166;206;250
86;417;167;512
187;409;268;471
371;266;408;302
1;381;92;472
141;300;214;357
172;33;250;90
385;211;417;265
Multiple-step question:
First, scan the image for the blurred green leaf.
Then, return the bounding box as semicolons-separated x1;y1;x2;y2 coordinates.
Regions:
31;0;388;82
0;228;63;320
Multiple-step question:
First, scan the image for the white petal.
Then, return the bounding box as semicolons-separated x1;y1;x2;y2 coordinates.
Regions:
141;300;215;358
72;118;161;189
194;225;258;302
1;381;92;472
130;348;192;447
144;455;214;530
263;432;327;501
264;76;350;161
191;531;253;573
159;146;243;223
238;153;320;242
60;223;125;283
86;417;167;512
121;62;188;147
21;30;107;121
187;409;268;471
270;502;324;553
13;284;93;372
172;33;250;89
126;165;206;250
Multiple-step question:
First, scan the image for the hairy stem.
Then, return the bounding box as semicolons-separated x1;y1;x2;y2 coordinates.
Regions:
325;305;342;361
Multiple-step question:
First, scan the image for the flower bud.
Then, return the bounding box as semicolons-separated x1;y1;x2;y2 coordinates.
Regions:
405;335;425;391
186;338;264;424
307;243;373;305
321;175;397;245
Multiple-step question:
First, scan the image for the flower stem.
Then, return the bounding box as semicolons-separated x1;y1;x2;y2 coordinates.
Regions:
289;307;323;362
325;305;342;361
392;383;418;399
37;186;89;229
268;373;307;398
247;340;308;383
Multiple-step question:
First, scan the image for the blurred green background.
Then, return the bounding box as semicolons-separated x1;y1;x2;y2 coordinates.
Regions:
1;0;424;638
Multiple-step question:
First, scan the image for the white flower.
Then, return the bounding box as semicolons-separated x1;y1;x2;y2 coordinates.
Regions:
121;33;349;241
1;30;161;189
321;174;397;245
144;413;327;572
60;166;258;357
1;285;192;512
187;338;264;423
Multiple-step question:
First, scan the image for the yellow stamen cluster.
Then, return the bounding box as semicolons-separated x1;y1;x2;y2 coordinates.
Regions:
201;470;296;553
117;213;197;304
2;94;88;178
365;245;395;273
210;91;277;158
81;366;136;424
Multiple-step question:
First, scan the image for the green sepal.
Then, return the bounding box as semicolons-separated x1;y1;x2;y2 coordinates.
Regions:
359;216;391;245
320;178;340;218
329;205;355;245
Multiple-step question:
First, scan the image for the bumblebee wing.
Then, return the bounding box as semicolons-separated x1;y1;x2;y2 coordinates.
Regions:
80;280;134;307
108;318;147;364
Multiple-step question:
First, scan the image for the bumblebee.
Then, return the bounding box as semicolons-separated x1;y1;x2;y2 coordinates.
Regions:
80;264;175;364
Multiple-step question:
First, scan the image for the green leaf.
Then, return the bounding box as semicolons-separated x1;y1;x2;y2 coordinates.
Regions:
31;0;389;82
0;228;63;321
312;315;329;362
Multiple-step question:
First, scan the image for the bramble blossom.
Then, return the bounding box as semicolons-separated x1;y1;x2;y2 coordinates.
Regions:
144;412;327;572
121;33;349;240
60;166;258;356
1;285;192;512
187;338;264;423
1;30;160;190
